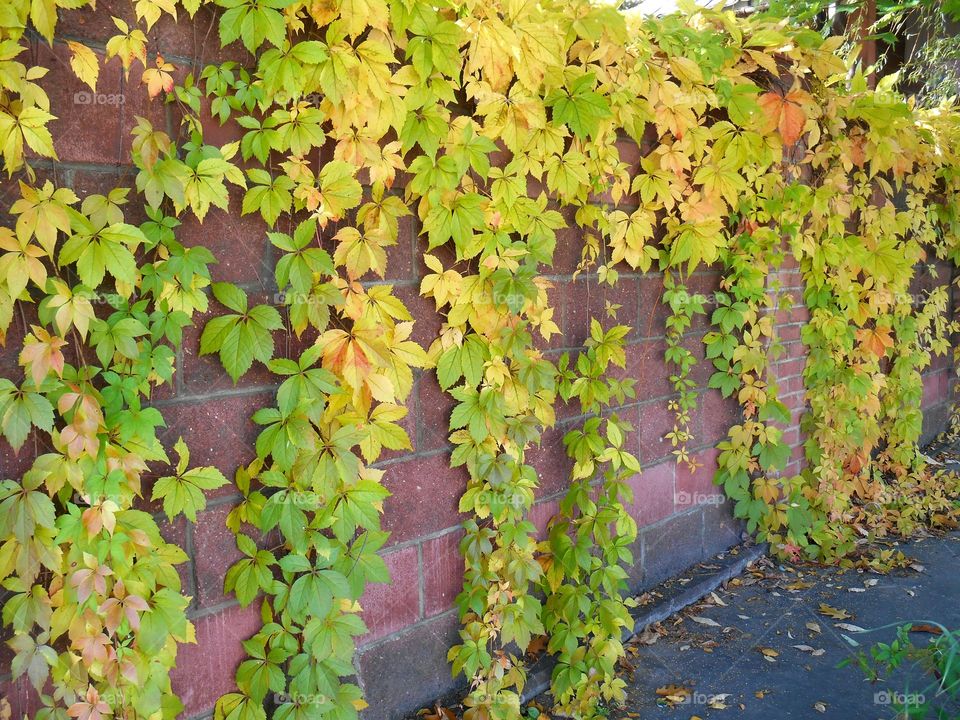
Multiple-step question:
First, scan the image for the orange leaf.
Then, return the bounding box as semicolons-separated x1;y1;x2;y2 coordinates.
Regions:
141;54;175;98
19;325;67;386
856;326;894;358
758;91;808;146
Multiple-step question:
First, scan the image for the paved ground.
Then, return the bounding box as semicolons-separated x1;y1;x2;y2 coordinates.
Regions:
560;532;960;720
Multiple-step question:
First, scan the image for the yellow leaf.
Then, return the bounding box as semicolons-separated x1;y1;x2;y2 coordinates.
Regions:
67;41;100;92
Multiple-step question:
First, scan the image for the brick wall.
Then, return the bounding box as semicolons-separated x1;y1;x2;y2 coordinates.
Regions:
0;5;956;718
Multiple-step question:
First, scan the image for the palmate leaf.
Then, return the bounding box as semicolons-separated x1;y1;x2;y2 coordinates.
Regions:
215;693;267;720
0;379;54;450
242;169;292;227
216;0;289;53
546;72;610;139
0;105;57;173
315;160;362;225
200;283;283;382
0;477;56;544
58;222;144;289
8;633;57;690
151;438;228;521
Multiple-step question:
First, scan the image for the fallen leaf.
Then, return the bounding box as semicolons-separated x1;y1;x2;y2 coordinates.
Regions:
814;702;827;713
709;591;727;606
909;624;943;635
835;623;866;632
655;684;692;706
818;603;852;620
806;621;822;634
635;626;660;645
690;616;721;627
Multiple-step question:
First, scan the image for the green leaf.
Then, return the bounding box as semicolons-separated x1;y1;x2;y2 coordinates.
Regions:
546;73;610;139
0;380;54;450
152;438;228;521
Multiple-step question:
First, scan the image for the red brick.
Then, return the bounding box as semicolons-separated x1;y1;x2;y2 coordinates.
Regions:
157;515;193;597
638;276;669;336
422;529;464;617
395;284;443;349
780;340;806;361
359;545;420;644
923;370;949;408
156;391;272;481
638;398;676;464
626;461;675;527
782;426;801;447
682;334;712;388
559;279;592;344
615;137;643;176
586;277;640;337
697;388;741;445
688;271;722;333
776;357;805;380
779;375;804;395
178;194;273;284
57;0;236;65
629;338;673;399
779;324;801;342
782;391;807;412
552;211;585;275
775;304;810;325
527;424;575;497
529;498;560;540
382;454;464;545
381;215;416;282
171;603;263;717
675;447;721;507
0;436;42;479
192;504;243;608
35;44;127;165
416;373;454;452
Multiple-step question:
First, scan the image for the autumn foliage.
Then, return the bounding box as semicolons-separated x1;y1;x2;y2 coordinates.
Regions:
1;0;960;719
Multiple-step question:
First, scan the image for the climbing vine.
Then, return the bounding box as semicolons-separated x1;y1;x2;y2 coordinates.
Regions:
0;179;219;717
2;0;960;719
